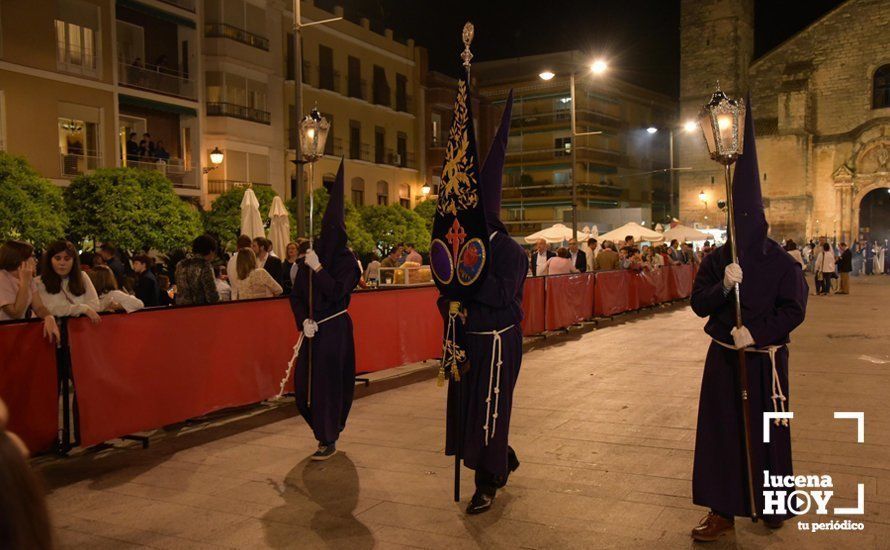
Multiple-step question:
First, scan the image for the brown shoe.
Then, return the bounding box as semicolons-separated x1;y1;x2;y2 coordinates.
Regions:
691;512;734;542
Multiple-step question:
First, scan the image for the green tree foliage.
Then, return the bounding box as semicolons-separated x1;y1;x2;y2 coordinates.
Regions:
64;168;202;251
413;199;436;234
202;185;282;248
0;152;68;248
286;187;375;255
360;204;430;255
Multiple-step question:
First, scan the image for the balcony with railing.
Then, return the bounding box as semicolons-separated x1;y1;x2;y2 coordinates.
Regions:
157;0;195;11
204;23;269;51
395;93;412;113
118;59;197;100
206;102;271;125
509;108;622;132
60;153;101;178
207;180;272;194
505;146;622;166
384;148;416;169
501;180;624;203
126;158;198;188
349;142;371;162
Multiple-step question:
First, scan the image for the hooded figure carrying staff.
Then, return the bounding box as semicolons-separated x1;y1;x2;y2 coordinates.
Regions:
690;99;808;541
429;24;528;515
289;160;361;461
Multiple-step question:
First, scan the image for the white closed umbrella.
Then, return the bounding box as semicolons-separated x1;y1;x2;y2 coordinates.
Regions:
598;222;664;244
662;223;712;242
240;188;265;240
524;223;590;244
268;196;290;258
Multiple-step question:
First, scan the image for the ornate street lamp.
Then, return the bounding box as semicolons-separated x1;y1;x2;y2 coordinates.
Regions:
298;107;330;245
202;147;224;174
697;82;757;523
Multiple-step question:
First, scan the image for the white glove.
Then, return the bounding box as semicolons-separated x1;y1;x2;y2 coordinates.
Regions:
731;326;755;349
723;262;743;290
302;319;318;338
304;249;321;272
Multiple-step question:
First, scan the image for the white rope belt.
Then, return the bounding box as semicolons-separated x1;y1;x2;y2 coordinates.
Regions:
276;309;349;399
713;339;788;427
467;324;516;446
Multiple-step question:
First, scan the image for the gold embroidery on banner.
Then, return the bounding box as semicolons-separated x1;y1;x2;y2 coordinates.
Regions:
437;80;478;217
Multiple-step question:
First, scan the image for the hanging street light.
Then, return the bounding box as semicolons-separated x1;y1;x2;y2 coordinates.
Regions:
202;146;225;174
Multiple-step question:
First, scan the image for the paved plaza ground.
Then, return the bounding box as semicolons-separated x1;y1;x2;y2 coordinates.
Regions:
38;276;890;549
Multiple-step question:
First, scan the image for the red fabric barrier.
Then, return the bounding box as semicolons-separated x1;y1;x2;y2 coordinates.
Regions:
653;268;672;303
634;270;658;308
521;277;546;336
68;289;444;447
593;270;631;317
545;273;595;331
0;321;58;454
669;264;694;298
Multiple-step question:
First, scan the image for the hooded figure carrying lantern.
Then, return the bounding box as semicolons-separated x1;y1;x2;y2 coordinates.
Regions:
689;97;808;541
430;23;529;516
288;160;361;462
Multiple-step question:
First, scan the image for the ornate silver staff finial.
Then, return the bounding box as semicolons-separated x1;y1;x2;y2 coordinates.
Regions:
461;22;474;70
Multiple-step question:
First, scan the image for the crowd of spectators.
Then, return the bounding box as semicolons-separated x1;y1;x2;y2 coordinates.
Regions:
527;235;703;277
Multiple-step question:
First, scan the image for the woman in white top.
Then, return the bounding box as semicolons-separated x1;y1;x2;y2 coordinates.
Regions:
0;240;60;341
233;248;282;300
36;240;101;323
544;247;579;276
816;242;836;296
88;265;145;313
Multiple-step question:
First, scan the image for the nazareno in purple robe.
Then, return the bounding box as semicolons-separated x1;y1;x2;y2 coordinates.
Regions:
691;96;808;520
289;248;361;445
442;231;528;479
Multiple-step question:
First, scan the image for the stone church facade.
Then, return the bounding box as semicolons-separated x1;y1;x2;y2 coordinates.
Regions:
678;0;890;243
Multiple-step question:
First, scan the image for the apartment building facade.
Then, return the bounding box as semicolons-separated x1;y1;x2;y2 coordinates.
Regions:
474;51;677;236
0;0;426;210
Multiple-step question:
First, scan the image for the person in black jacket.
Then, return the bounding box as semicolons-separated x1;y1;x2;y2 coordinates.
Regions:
530;239;555;277
836;242;853;295
132;255;160;307
568;238;587;272
252;237;283;290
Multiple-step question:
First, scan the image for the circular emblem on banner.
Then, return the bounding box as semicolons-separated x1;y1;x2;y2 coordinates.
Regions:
457;238;486;285
430;239;454;284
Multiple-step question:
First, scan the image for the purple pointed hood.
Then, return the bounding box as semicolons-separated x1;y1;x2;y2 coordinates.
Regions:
480;90;514;236
316;159;346;266
731;95;768;256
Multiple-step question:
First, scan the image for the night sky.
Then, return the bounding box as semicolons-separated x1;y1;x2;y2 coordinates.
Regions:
320;0;847;96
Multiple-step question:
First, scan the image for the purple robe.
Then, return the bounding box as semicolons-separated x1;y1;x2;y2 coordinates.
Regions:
289;249;361;444
691;240;808;519
442;232;528;479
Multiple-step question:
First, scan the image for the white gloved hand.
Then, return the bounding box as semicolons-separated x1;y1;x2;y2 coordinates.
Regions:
304;249;322;272
731;326;755;349
723;262;743;290
302;319;318;338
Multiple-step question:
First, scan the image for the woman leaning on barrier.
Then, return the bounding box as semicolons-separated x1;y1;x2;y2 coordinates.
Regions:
0;241;60;342
35;240;101;324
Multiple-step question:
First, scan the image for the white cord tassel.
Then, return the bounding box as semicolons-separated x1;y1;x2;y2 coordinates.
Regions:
482;333;496;445
469;325;513;447
490;331;504;440
276;335;304;398
713;339;788;427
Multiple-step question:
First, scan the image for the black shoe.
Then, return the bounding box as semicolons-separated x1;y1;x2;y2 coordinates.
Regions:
310;443;337;461
466;490;495;515
495;448;521;489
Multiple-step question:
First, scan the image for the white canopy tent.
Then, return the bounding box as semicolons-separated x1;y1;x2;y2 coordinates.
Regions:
597;222;664;244
523;223;593;244
240;188;266;240
268;196;291;258
661;224;712;243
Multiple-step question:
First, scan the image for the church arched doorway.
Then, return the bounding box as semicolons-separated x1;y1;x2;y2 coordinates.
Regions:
858;187;890;243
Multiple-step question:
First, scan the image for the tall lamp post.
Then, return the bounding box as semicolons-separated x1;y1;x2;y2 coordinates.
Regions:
298;107;329;408
697;83;758;522
646;121;697;220
291;2;341;236
539;57;607;240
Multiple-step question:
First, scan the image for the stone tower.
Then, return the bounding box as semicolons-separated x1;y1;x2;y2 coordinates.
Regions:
677;0;754;227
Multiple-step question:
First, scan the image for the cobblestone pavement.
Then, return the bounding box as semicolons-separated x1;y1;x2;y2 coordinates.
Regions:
39;276;890;549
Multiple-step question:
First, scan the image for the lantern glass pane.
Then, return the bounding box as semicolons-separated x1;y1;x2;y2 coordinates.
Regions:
698;112;716;156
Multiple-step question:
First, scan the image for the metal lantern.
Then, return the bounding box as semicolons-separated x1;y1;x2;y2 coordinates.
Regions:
299;107;330;161
698;83;745;165
209;146;224;165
